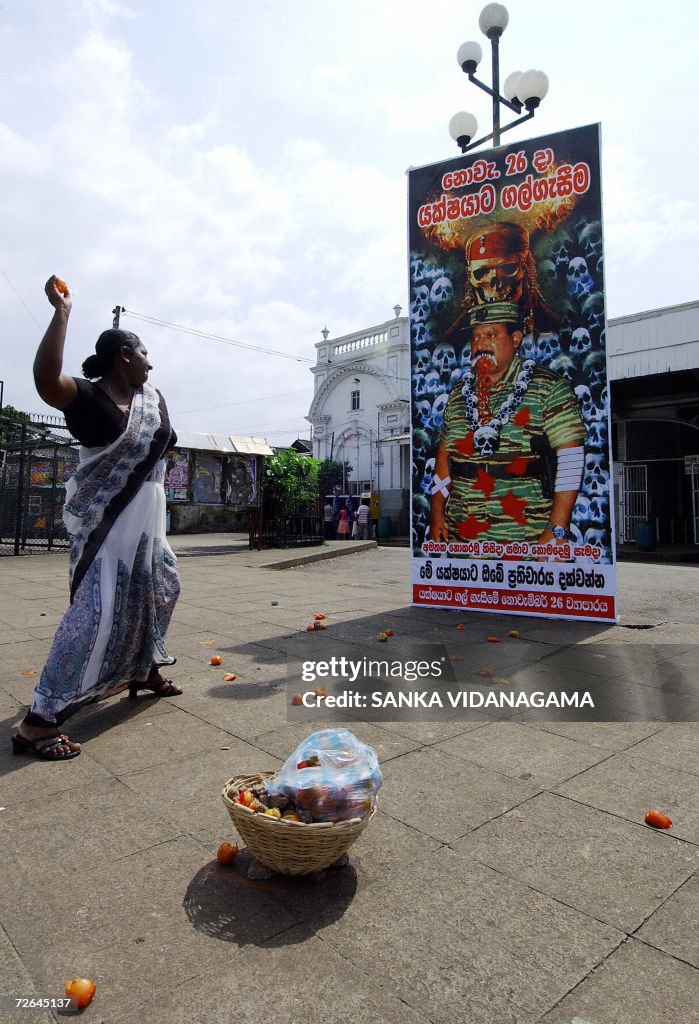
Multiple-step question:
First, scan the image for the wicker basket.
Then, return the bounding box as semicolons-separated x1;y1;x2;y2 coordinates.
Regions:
221;771;376;875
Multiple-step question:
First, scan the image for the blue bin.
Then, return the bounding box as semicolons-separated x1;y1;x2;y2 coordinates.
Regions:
634;521;656;552
377;516;392;539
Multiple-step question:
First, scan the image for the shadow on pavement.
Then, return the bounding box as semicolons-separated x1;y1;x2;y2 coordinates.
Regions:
183;848;357;947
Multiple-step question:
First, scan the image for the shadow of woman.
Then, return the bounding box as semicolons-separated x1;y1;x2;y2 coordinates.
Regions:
183;848;357;948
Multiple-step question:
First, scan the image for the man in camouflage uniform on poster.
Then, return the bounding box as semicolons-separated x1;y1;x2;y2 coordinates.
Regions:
430;301;586;547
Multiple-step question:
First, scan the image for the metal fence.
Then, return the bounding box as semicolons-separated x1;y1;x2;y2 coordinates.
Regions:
0;416;77;556
248;501;323;549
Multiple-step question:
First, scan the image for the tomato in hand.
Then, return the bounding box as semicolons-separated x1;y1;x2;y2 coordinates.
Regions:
65;978;96;1009
54;277;69;295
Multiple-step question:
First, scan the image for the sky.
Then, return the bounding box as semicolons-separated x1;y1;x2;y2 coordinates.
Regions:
2;0;698;446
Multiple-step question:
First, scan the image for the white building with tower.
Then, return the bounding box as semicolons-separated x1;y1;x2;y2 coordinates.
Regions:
306;306;411;534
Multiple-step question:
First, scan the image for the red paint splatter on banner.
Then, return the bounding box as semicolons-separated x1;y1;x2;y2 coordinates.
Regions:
455;433;475;456
474;467;496;498
506;456;531;476
500;490;528;524
457;516;491;539
513;406;531;426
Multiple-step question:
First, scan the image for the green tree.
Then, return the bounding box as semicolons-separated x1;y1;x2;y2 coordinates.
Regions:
0;405;31;448
317;458;353;497
264;449;321;515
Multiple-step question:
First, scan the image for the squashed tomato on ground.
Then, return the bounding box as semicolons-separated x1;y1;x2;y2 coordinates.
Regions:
65;978;96;1009
216;841;239;865
644;809;672;829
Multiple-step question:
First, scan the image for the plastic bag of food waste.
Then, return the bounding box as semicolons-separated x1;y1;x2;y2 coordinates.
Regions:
266;729;382;822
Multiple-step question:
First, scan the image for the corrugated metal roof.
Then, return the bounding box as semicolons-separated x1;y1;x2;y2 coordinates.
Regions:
173;430;273;455
229;436;275;455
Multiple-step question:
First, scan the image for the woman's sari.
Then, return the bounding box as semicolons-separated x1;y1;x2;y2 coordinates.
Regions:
30;383;180;724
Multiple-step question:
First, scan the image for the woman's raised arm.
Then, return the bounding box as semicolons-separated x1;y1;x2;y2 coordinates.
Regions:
33;276;78;410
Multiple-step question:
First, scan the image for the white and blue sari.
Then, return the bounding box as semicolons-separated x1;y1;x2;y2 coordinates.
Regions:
30;383;180;724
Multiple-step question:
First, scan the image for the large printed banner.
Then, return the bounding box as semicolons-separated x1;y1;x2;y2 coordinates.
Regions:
408;123;616;621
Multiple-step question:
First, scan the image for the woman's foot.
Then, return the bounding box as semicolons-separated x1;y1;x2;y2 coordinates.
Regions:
12;726;81;760
128;669;182;700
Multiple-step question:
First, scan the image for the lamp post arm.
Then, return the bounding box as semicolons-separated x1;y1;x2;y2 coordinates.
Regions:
464;73;522;114
457;109;535;153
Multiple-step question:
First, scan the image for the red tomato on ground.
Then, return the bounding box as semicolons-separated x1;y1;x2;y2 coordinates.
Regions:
644;809;672;829
65;978;96;1009
216;841;239;865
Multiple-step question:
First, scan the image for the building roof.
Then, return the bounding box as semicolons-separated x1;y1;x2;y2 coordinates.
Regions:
174;429;274;455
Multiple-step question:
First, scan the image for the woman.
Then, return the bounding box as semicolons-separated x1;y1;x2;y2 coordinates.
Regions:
11;277;182;761
336;507;351;540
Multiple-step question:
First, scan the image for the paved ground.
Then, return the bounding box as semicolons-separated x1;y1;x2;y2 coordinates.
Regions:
1;536;697;1024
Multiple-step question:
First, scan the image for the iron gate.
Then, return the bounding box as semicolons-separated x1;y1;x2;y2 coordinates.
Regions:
0;417;78;555
619;462;648;543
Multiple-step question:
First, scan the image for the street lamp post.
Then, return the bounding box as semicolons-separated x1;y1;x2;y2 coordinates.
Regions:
449;2;549;154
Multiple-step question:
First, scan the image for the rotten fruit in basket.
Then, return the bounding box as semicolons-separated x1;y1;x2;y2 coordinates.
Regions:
216;841;239;865
65;978;96;1009
644;809;672;829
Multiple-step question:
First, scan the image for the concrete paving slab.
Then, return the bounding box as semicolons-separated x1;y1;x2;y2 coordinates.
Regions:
0;924;55;1024
119;742;283;835
553;749;699;842
375;718;489;744
84;709;242;776
0;544;696;1022
319;848;622;1024
626;721;699;775
451;791;699;932
436;721;613;788
0;779;184;890
0;735;114;806
177;692;289;745
634;872;698;967
521;720;665;751
112;927;433;1024
378;746;539;844
538;938;699;1024
2;836;208;965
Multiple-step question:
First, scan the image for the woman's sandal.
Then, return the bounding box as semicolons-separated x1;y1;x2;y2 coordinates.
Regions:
127;674;182;700
12;733;81;761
